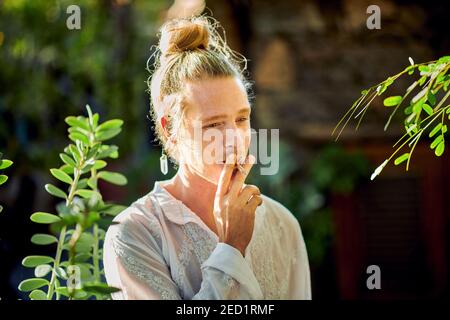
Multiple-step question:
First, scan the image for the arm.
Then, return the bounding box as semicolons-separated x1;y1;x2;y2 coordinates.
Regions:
288;219;312;299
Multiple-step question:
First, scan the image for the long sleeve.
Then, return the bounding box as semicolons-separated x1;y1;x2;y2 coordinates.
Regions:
103;216;263;300
193;242;263;299
287;216;312;299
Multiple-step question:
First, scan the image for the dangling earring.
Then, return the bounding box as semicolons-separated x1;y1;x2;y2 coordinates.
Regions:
160;150;168;175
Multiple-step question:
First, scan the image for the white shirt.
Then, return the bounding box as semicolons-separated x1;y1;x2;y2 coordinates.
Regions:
103;180;312;300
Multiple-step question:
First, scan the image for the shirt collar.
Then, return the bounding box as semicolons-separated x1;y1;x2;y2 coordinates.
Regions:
150;180;201;225
150;180;266;228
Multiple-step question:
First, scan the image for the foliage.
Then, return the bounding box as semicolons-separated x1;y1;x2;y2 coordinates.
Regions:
0;0;166;170
333;56;450;180
0;152;13;213
18;105;127;300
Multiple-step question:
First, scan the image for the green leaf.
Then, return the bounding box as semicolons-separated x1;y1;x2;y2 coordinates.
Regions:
438;56;450;63
69;132;90;145
60;164;74;175
55;287;70;297
86;143;101;160
75;235;93;253
97;145;119;159
87;177;96;189
429;123;443;138
50;168;73;184
435;141;445;156
68;126;90;137
77;178;88;189
404;106;413;115
419;65;430;73
83;283;121;294
422;104;433;116
75;189;98;199
394;153;410;165
22;256;54;268
69;144;81;164
413;102;422;114
55;266;67;280
428;92;437;106
86;105;93;123
0;175;8;185
93;160;107;170
0;205;3;213
418;75;427;86
29;289;48;300
101;204;127;216
59;153;76;167
96;119;123;132
431;135;444;149
0;159;13;170
65;116;90;131
77;233;95;248
98;171;127;186
30;212;61;224
45;184;67;199
93;114;99;128
95;128;122;141
383;96;402;107
75;253;91;263
34;264;52;277
31;234;58;245
18;278;49;292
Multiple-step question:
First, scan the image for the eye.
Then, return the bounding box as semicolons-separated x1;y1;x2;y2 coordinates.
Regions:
203;122;223;129
236;117;249;123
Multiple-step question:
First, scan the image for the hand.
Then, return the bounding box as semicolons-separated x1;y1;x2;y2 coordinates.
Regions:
213;154;262;256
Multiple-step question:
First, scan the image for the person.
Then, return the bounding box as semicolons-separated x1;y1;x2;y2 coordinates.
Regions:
103;14;311;300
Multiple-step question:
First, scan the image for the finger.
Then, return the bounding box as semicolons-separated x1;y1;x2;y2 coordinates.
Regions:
216;153;236;197
238;185;260;204
246;194;263;211
229;154;256;197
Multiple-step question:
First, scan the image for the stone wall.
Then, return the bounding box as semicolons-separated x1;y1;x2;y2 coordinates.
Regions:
208;0;449;143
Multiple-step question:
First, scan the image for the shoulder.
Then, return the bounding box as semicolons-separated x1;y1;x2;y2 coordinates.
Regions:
259;193;304;241
104;192;163;251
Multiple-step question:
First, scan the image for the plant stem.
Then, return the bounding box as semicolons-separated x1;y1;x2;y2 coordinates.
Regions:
47;225;66;300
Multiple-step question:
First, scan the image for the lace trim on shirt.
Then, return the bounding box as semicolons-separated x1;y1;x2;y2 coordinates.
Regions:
249;215;289;299
181;222;217;265
112;232;179;300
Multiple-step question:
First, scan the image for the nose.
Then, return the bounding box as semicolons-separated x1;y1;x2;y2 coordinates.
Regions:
223;128;246;160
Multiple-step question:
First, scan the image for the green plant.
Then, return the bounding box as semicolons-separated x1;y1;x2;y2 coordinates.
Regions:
18;105;127;300
0;152;13;213
333;56;450;180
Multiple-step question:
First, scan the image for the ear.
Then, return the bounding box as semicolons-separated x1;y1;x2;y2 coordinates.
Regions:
160;116;170;139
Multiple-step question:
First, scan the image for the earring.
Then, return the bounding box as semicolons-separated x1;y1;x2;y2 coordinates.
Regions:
160;151;168;175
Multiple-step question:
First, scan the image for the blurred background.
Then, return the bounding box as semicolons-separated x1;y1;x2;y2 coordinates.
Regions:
1;0;449;300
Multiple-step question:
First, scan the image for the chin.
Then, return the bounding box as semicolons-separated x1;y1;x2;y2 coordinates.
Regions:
202;164;223;185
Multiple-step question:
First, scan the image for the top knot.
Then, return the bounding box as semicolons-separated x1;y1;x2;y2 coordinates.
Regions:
159;16;210;57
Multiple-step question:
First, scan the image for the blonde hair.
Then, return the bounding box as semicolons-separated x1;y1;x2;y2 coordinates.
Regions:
147;14;253;163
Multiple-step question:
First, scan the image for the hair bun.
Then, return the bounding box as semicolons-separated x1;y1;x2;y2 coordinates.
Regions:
159;17;210;57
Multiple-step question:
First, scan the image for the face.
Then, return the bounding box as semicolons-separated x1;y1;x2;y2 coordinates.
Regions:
175;76;252;184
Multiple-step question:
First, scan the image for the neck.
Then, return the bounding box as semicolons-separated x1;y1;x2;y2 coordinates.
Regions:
163;165;218;233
